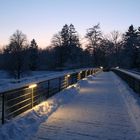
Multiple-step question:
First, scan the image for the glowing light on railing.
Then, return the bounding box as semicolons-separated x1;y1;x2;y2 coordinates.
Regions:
100;66;103;69
116;66;119;69
29;84;37;89
67;74;70;78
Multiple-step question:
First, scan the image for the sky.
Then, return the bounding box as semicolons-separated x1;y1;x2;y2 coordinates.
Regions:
0;0;140;48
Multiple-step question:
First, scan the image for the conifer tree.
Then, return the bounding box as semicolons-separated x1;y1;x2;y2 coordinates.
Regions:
29;39;38;70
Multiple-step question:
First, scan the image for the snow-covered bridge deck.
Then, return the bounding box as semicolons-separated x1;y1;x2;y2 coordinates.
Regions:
32;72;140;140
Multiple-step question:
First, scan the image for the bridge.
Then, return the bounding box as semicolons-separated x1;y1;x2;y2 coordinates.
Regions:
31;72;140;140
0;69;140;140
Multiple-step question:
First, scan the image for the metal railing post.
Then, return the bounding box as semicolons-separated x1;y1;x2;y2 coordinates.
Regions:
2;93;5;124
31;88;33;108
48;80;50;97
67;76;69;87
59;77;61;91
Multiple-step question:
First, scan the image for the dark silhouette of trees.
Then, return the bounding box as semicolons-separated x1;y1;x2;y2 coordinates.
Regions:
51;32;64;68
51;24;83;69
0;23;140;77
123;25;139;68
37;47;54;70
67;24;82;67
28;39;38;71
136;27;140;69
85;23;102;66
59;24;69;67
3;30;28;79
0;49;4;69
109;31;122;66
85;24;140;70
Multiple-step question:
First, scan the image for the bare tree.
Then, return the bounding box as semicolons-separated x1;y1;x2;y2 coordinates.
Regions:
110;31;121;44
51;32;62;47
85;23;102;66
109;31;122;66
4;30;28;79
51;32;64;68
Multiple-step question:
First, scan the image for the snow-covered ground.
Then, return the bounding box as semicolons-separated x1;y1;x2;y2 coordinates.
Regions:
113;73;140;135
0;84;80;140
0;71;61;92
0;68;93;93
0;72;140;140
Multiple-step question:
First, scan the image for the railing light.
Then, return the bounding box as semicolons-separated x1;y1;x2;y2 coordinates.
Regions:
100;66;103;69
29;84;37;89
67;74;70;78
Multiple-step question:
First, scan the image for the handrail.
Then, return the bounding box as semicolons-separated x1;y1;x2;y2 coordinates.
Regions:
0;68;101;124
112;68;140;94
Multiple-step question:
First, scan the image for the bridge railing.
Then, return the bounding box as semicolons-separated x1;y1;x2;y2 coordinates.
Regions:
112;68;140;94
0;68;101;125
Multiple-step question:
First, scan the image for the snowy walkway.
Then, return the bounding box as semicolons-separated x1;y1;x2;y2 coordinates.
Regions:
31;72;140;140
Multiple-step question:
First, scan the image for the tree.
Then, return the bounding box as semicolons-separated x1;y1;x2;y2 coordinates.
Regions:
135;27;140;69
123;25;138;68
51;24;82;69
100;38;116;67
67;24;82;67
51;32;64;68
0;49;4;69
108;31;122;66
28;39;38;70
37;47;55;70
85;23;102;66
60;24;70;67
3;30;28;79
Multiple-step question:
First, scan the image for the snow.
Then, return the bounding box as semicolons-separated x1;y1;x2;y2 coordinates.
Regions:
0;72;140;140
113;73;140;134
114;68;140;80
0;84;80;140
0;70;60;93
0;68;93;93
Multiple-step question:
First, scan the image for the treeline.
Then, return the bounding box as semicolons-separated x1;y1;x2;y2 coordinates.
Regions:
0;24;140;79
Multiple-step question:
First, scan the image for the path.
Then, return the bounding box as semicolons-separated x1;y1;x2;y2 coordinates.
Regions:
31;72;139;140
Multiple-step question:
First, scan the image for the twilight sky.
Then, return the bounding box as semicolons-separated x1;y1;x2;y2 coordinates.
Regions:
0;0;140;48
